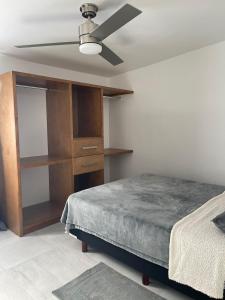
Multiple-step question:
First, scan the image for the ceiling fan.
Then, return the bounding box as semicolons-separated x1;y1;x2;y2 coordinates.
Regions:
15;3;142;66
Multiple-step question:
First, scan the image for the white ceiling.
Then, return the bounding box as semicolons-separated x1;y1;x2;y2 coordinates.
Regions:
1;0;225;77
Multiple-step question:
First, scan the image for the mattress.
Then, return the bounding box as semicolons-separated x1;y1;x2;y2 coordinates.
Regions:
61;174;224;268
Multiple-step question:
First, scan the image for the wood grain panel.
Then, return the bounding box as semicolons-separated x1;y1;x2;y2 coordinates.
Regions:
46;82;73;157
72;86;79;138
46;82;73;208
102;86;133;97
73;137;103;157
16;71;69;89
20;155;71;168
49;161;73;205
0;72;22;235
104;148;133;156
73;155;104;175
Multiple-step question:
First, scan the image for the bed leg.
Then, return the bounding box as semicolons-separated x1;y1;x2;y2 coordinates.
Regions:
142;274;150;285
82;241;88;253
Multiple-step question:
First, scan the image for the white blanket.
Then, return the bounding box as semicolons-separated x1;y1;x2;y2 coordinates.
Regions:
169;192;225;299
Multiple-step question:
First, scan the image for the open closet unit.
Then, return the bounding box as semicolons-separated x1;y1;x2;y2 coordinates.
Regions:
0;71;133;236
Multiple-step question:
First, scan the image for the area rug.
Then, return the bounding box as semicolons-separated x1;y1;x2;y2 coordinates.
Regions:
53;262;166;300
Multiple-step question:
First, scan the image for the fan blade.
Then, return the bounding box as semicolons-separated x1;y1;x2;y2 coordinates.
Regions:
15;41;80;48
99;44;123;66
90;4;142;41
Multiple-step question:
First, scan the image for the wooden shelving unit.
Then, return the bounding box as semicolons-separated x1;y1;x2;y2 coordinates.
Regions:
0;71;133;236
104;148;133;157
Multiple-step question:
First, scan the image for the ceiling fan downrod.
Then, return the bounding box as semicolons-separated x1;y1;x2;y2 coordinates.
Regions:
80;3;98;19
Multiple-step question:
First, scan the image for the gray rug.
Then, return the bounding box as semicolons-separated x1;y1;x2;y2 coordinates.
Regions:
53;263;166;300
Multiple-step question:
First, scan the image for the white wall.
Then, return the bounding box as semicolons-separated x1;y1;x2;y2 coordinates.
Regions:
0;54;110;207
17;87;49;207
17;88;48;158
109;40;225;186
0;53;109;85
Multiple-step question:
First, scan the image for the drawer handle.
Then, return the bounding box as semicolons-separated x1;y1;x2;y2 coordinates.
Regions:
82;146;98;150
82;162;98;168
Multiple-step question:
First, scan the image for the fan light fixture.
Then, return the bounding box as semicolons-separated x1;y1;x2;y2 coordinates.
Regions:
15;3;142;65
79;42;102;55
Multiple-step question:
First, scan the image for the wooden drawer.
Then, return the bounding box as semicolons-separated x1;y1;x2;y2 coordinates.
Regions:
73;154;104;175
73;137;103;157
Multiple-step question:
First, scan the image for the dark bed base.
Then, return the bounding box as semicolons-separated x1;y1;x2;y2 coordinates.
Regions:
70;229;224;300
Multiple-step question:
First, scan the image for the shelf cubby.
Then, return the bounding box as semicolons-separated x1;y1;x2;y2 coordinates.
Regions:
72;85;103;138
23;201;63;234
74;170;104;193
21;161;72;235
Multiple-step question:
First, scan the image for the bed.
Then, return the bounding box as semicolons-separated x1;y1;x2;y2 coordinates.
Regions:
61;174;225;300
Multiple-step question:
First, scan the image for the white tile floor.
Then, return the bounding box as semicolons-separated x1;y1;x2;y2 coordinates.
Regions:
0;223;192;300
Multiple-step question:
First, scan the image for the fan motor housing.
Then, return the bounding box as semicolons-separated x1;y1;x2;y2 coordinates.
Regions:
80;3;98;19
79;20;100;45
79;19;98;36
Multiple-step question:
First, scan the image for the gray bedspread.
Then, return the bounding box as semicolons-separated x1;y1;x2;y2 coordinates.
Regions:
61;174;224;268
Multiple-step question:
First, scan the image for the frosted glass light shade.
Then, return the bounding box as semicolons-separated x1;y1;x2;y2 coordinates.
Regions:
79;43;102;55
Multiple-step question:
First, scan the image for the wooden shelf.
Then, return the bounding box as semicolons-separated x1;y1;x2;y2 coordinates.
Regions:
102;87;133;97
104;148;133;157
15;71;133;97
20;155;71;169
23;201;63;234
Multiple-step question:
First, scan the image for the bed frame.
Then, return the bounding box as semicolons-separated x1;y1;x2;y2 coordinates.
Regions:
70;228;224;300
